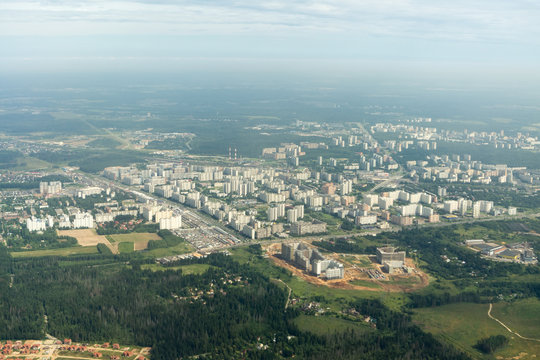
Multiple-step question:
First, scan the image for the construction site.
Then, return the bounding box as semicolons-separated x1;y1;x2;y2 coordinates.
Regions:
265;242;429;293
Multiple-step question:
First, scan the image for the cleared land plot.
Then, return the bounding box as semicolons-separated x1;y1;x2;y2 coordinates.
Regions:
58;229;111;247
413;302;540;359
293;314;372;336
11;246;98;258
141;263;214;275
108;232;161;251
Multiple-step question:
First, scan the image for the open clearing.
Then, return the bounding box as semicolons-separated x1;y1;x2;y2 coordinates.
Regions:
141;263;214;275
293;314;373;336
108;232;161;251
413;301;540;359
58;229;111;246
58;229;116;254
11;246;99;258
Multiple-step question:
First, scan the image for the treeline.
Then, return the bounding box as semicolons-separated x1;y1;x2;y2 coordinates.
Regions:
475;335;508;354
313;238;377;255
0;174;72;189
408;291;484;308
6;227;78;250
146;229;184;249
96;222;158;235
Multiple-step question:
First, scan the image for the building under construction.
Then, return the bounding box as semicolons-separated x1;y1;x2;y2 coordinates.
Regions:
376;246;406;273
281;242;344;279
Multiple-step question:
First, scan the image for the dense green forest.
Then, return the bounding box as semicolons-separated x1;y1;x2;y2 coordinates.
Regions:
0;248;470;359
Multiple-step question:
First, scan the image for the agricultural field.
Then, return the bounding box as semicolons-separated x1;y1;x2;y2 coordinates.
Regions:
10;246;99;258
413;301;540;359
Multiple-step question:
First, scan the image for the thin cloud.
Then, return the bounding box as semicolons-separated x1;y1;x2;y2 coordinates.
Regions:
0;0;538;43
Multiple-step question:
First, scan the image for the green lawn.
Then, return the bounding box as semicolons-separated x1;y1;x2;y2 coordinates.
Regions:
413;301;540;359
118;242;134;253
10;246;99;258
293;314;372;336
141;263;214;275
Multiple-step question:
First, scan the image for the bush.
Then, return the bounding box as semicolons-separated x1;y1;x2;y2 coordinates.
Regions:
475;335;509;354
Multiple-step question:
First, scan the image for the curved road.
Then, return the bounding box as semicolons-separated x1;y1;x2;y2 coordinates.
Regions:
488;303;540;342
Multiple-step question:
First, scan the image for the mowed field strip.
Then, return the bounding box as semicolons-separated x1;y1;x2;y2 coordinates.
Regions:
58;229;117;253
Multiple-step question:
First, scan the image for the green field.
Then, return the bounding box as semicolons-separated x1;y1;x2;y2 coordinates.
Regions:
10;246;99;258
142;263;214;275
109;232;161;242
118;242;134;253
413;301;540;359
293;314;372;336
491;298;540;339
349;279;382;289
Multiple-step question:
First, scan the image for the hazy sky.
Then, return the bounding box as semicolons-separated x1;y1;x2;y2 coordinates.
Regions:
1;0;540;73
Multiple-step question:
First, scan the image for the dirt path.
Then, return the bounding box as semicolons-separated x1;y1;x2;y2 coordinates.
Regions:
488;303;540;342
274;278;292;309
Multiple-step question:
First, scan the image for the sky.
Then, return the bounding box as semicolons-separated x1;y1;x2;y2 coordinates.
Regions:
1;0;540;75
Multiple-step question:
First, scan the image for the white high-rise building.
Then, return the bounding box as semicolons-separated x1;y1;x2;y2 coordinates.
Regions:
340;180;353;195
73;213;94;229
40;181;62;195
472;203;481;218
287;209;298;223
294;205;304;219
267;207;279;221
159;215;182;230
26;217;47;232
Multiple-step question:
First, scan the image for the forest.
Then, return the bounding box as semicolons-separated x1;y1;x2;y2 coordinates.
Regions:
0;248;471;359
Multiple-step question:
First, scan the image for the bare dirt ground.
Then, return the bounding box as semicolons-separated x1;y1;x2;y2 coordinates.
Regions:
266;243;429;293
58;229;117;254
134;240;150;251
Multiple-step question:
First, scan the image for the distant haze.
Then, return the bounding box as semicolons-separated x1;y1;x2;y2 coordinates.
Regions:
1;1;539;75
